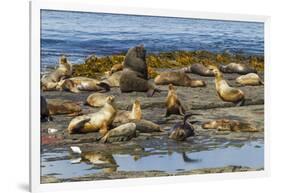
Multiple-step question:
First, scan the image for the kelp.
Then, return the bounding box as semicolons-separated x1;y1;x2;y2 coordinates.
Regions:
72;50;264;78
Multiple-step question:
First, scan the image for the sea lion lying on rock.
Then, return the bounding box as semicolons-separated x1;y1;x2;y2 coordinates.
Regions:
112;99;142;127
110;63;123;74
120;45;159;97
47;99;82;116
236;73;264;86
210;67;245;105
165;84;186;117
202;119;260;132
67;96;116;136
41;55;72;91
100;123;137;143
219;63;257;75
132;119;164;133
183;63;215;77
154;70;206;87
102;71;122;87
58;77;110;93
85;93;109;107
41;96;52;121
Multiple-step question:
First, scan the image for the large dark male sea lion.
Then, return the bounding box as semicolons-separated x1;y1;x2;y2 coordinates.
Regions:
211;67;245;105
165;84;186;117
154;70;206;87
41;55;73;91
120;45;159;97
219;63;257;74
183;63;215;76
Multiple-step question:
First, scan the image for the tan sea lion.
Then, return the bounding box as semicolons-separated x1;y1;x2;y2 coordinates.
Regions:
85;93;109;107
120;45;159;96
102;71;122;87
219;63;257;74
110;63;123;73
41;55;73;91
202;119;260;132
154;70;206;87
236;73;264;86
211;67;245;105
47;99;82;116
183;63;215;77
67;96;117;136
41;96;52;121
112;99;142;126
165;84;186;117
58;77;110;93
100;123;137;143
132;119;164;133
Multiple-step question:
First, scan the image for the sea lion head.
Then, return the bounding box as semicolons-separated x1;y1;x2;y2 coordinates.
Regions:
135;44;146;60
168;84;175;91
132;99;142;120
60;55;68;64
105;95;115;104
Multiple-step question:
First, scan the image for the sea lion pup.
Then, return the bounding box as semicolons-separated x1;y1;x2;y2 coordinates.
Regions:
202;119;260;132
112;99;142;126
183;63;215;77
100;123;137;143
154;70;206;87
169;112;199;141
210;67;245;105
58;77;110;93
41;55;73;91
47;99;82;116
67;96;116;136
165;84;186;117
219;63;257;75
120;45;159;96
70;147;117;173
41;96;52;121
85;93;109;107
236;73;264;86
102;71;122;87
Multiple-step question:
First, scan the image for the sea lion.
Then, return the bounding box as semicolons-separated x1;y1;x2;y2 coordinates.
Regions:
47;99;82;116
202;119;260;132
183;63;215;77
211;67;245;105
110;63;123;73
169;113;198;141
100;123;137;143
41;55;73;91
67;96;117;136
70;147;117;173
154;70;206;87
112;99;142;127
102;71;122;87
219;63;257;75
165;84;186;117
85;93;109;107
236;73;264;86
120;45;159;96
58;77;110;93
41;96;52;121
132;119;164;133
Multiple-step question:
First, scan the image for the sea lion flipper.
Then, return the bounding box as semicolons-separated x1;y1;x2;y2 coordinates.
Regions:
235;99;245;106
99;132;109;143
97;82;111;92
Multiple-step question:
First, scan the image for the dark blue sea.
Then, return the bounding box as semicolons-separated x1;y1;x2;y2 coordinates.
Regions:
41;10;264;68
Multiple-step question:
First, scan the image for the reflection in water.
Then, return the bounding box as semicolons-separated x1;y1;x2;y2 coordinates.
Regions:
182;152;201;163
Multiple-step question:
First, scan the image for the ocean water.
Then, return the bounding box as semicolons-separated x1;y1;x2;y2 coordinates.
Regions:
41;10;264;67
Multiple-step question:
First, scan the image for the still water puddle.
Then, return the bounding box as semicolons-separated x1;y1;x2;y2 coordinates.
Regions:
41;141;264;179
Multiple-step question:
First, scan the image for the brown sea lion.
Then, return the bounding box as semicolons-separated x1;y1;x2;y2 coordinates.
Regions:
132;119;164;133
202;119;260;132
154;70;206;87
112;99;142;126
165;84;186;117
85;93;109;107
67;96;117;136
47;99;82;116
211;67;245;105
219;63;257;75
236;73;264;86
169;113;198;141
58;77;110;93
41;55;73;91
41;96;52;121
100;123;137;143
183;63;215;77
